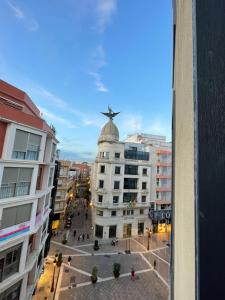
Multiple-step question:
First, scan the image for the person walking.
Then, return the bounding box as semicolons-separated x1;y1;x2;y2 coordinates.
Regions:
85;212;88;220
68;256;72;266
78;235;80;242
82;233;85;241
78;212;80;216
73;230;76;238
87;233;89;240
153;260;156;269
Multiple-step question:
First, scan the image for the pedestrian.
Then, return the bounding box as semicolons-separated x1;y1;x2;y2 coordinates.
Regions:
131;267;135;281
68;256;72;266
85;212;88;220
73;230;76;238
82;233;85;241
153;260;156;269
78;235;80;242
87;233;89;240
78;212;80;216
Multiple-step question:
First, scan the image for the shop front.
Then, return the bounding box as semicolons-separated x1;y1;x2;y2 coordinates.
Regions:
149;209;171;233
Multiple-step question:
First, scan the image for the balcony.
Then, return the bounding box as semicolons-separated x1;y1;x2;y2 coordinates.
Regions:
156;174;171;179
156;187;171;192
156;162;171;167
156;149;172;155
155;199;171;205
0;182;30;199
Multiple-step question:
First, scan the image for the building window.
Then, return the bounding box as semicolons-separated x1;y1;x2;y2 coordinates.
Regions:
125;210;134;216
99;180;104;188
123;193;137;203
142;168;147;176
156;191;159;199
50;143;56;162
140;209;144;215
156;178;160;186
1;203;32;229
113;196;119;204
114;181;120;190
141;195;146;203
0;244;22;282
111;211;117;216
161;204;166;210
99;152;109;159
150;203;154;209
123;210;126;216
157;166;160;174
12;129;41;161
95;225;103;238
115;166;121;174
142;182;147;190
125;165;138;175
0;167;33;199
124;178;138;189
115;152;120;159
100;165;105;173
0;280;22;300
96;210;103;216
48;168;54;187
98;195;103;202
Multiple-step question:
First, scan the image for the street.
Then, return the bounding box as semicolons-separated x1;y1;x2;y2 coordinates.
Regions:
33;199;170;300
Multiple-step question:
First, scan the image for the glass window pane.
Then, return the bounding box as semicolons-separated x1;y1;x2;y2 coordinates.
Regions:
16;204;32;224
28;133;41;146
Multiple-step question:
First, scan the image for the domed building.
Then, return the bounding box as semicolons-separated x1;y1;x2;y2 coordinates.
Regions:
91;107;152;239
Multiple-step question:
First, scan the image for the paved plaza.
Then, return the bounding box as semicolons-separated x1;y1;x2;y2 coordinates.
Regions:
33;199;170;300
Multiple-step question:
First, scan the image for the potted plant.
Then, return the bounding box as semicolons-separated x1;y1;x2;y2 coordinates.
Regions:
62;233;67;244
113;263;121;278
56;252;63;267
91;266;98;283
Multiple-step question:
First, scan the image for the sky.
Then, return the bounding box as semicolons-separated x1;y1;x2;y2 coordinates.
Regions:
0;0;172;161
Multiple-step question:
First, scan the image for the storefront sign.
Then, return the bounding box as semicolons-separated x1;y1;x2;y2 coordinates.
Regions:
149;209;171;221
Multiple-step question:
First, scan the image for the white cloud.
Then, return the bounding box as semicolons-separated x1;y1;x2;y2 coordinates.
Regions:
89;44;109;92
7;1;39;31
96;0;117;33
38;106;77;129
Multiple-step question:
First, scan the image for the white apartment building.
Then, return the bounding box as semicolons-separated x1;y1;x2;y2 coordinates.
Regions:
91;110;151;239
125;133;172;233
0;80;57;300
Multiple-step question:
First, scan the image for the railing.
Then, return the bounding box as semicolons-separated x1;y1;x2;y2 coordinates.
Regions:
0;182;30;199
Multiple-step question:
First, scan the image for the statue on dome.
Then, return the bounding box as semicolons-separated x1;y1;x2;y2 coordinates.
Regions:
101;106;120;120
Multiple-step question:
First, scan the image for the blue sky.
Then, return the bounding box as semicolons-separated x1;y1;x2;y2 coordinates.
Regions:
0;0;172;161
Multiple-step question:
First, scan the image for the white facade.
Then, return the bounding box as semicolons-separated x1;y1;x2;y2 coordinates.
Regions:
91;120;152;239
0;122;57;299
125;133;172;233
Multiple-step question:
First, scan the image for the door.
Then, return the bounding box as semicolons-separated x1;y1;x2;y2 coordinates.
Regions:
109;225;117;238
123;224;132;238
138;222;144;235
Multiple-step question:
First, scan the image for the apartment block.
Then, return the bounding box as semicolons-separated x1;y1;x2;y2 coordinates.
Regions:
0;80;57;300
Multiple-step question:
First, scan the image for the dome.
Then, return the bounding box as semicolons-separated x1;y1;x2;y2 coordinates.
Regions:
98;120;119;144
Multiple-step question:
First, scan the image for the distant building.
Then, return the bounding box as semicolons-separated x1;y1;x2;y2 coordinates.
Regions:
53;160;71;228
124;134;172;233
71;162;91;179
91;109;151;239
0;80;58;299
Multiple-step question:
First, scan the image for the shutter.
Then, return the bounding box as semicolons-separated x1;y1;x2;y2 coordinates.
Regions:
13;130;28;152
1;207;17;229
2;168;19;183
18;168;33;182
28;133;41;147
16;203;32;224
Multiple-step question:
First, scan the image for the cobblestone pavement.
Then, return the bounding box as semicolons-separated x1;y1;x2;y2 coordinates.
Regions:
33;199;170;300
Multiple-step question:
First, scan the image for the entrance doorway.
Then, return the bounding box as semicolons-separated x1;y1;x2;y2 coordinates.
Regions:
123;224;132;238
109;225;117;238
95;225;103;238
138;222;144;235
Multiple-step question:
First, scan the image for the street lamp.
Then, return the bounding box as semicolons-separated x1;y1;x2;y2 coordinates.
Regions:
146;227;152;251
50;259;56;292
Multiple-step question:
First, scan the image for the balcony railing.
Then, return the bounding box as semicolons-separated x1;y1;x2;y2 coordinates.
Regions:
0;182;30;199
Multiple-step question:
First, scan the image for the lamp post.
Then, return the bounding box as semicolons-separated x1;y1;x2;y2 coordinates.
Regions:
50;259;56;292
146;227;152;251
